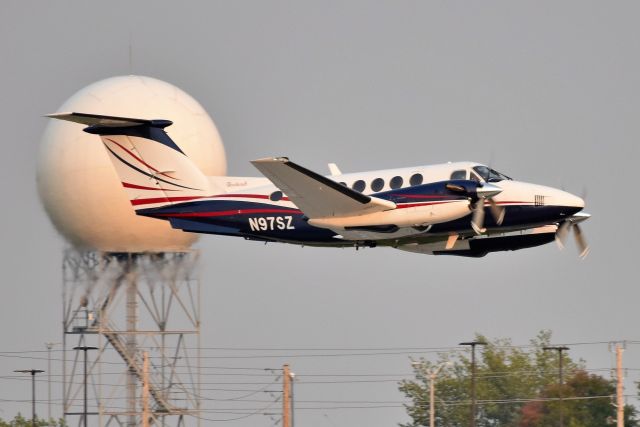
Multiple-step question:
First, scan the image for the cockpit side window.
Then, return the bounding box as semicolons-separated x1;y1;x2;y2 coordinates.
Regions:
472;166;512;182
450;170;467;180
470;172;481;182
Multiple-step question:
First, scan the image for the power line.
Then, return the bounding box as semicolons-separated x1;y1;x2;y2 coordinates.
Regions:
0;339;624;356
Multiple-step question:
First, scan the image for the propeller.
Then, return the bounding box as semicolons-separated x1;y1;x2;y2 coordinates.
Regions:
555;212;591;258
471;198;485;235
470;183;505;234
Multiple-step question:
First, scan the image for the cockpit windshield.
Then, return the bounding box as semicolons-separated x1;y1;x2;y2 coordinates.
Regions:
472;166;512;182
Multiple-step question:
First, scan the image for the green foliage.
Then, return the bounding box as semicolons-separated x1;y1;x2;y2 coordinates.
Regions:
520;371;638;427
0;414;66;426
399;331;637;427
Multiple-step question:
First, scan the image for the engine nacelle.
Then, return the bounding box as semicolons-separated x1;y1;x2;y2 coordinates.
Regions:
308;198;471;230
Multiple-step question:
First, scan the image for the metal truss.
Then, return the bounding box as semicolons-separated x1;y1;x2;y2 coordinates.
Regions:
62;249;201;426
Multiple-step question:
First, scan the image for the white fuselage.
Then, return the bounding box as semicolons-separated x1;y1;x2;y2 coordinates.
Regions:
204;161;584;241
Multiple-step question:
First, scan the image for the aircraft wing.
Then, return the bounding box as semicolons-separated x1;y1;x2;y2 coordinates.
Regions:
251;157;396;218
396;226;558;257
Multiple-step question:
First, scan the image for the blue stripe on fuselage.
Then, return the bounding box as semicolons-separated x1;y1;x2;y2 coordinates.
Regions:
372;180;471;203
135;182;579;244
138;200;338;243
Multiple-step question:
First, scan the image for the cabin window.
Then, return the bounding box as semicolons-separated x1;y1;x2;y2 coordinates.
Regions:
269;191;283;201
450;170;467;180
269;191;282;202
371;178;385;192
410;173;423;186
339;182;347;186
390;176;403;189
352;180;366;192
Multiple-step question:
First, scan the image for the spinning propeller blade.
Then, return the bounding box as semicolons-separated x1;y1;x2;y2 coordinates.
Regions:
555;213;590;258
573;224;590;258
444;180;504;234
488;198;505;225
555;221;571;249
471;182;504;234
471;198;485;234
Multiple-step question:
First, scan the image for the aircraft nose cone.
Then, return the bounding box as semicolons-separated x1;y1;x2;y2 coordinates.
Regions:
563;191;585;209
477;183;502;199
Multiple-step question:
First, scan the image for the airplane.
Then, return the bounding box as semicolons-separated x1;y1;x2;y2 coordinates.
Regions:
47;112;590;258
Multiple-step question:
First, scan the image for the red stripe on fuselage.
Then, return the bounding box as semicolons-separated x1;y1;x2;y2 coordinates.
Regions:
152;201;457;218
390;194;459;199
153;208;302;218
396;201;460;209
215;193;268;199
131;196;210;206
215;193;291;202
131;193;294;206
494;201;534;205
133;196;461;207
148;200;539;220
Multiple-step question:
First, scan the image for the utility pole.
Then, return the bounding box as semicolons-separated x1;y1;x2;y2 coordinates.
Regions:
14;369;45;427
45;342;59;426
290;370;296;427
283;364;292;427
142;351;150;427
460;340;487;427
412;361;451;427
543;345;569;427
615;343;624;427
73;346;97;427
46;343;53;425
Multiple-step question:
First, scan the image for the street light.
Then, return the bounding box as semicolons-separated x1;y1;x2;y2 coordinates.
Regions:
543;345;570;427
460;340;487;427
14;369;45;427
411;360;452;427
73;346;98;427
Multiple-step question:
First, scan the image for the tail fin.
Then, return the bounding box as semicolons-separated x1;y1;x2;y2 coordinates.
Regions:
47;112;211;211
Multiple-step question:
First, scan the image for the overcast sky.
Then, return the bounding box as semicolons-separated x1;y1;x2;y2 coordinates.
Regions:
1;1;640;426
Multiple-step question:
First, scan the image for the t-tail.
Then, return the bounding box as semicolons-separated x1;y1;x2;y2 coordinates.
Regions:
47;112;214;211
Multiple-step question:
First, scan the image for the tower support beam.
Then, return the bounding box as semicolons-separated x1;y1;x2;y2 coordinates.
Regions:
62;249;201;426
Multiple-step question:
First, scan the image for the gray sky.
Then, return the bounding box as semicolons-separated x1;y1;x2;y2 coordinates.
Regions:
1;1;639;425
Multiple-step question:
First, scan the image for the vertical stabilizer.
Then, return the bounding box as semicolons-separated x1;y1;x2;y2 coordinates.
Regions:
48;112;212;211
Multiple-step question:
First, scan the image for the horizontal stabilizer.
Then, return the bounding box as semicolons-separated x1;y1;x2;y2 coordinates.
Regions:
46;112;171;128
251;157;396;218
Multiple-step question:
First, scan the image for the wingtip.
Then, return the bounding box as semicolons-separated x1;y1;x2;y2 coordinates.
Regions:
251;156;290;164
45;112;74;119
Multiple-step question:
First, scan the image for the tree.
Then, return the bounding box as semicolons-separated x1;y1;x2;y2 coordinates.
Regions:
0;414;66;426
520;370;638;427
399;331;637;427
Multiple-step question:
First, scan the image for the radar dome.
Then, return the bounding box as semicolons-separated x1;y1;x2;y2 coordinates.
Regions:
37;75;226;252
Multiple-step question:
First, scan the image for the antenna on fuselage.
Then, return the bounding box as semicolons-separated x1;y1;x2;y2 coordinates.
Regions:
328;163;342;176
128;31;134;75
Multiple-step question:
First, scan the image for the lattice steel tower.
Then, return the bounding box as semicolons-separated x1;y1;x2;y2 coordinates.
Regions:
62;249;201;426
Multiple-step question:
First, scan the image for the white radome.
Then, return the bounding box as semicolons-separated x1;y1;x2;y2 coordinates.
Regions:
37;75;227;252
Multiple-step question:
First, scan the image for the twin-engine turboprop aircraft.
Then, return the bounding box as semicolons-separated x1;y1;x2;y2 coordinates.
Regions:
48;112;590;257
